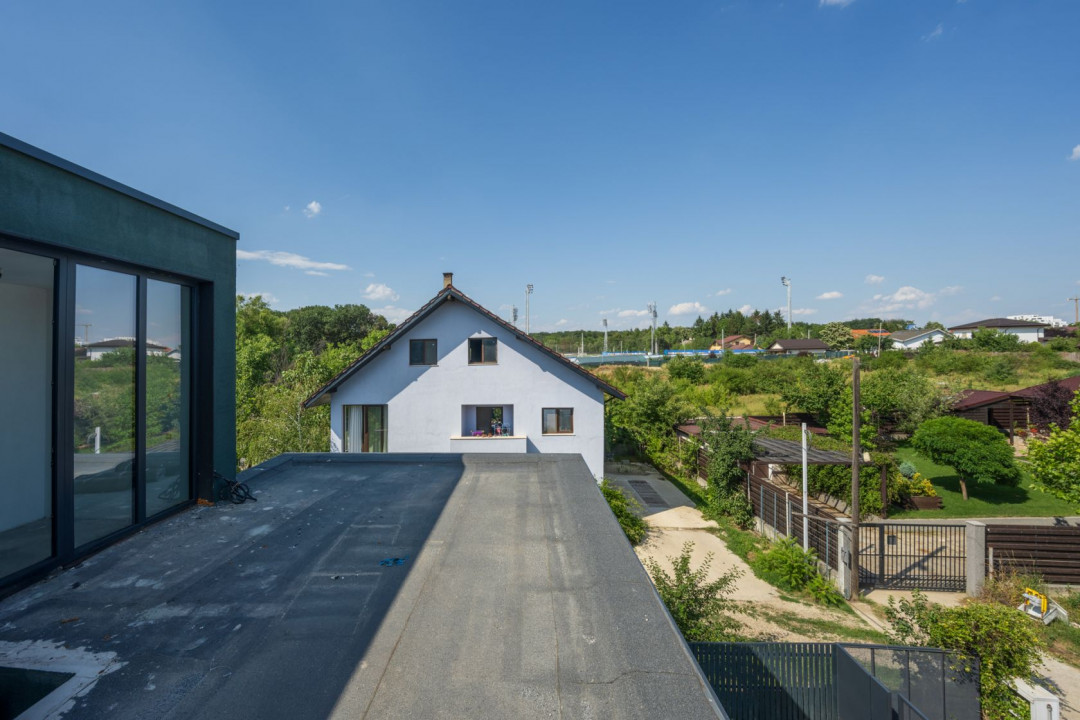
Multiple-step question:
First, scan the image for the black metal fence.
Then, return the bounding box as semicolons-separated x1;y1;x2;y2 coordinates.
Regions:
690;642;979;720
858;523;967;592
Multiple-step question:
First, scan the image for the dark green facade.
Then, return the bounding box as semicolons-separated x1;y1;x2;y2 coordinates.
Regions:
0;132;236;590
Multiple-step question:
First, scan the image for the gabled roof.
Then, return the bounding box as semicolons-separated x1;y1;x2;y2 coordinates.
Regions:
768;338;829;351
889;328;951;342
1011;375;1080;399
949;317;1047;331
304;285;626;408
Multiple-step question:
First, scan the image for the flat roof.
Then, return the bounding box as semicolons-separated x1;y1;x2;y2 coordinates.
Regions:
0;454;724;719
0;132;239;239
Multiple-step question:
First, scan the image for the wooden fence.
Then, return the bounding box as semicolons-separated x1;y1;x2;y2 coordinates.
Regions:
986;525;1080;585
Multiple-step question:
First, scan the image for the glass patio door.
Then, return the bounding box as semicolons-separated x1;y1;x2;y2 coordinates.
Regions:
344;405;387;452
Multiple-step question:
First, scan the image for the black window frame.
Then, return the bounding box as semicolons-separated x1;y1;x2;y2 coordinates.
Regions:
409;338;438;366
542;408;574;435
468;337;498;365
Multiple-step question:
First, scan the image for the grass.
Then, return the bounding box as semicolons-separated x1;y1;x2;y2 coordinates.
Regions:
752;606;890;644
889;445;1077;519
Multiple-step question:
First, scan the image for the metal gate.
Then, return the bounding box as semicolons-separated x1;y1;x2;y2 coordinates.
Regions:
858;523;966;592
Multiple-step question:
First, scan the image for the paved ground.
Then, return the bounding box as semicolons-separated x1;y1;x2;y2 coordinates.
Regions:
0;454;724;720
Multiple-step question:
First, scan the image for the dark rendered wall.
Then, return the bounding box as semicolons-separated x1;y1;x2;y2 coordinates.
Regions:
0;134;237;481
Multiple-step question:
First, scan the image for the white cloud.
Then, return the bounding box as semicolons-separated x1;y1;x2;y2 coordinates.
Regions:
923;23;943;41
870;286;937;312
555;318;569;327
817;291;843;300
303;200;322;218
1070;145;1080;162
669;301;708;316
239;291;279;305
865;274;885;285
715;288;733;296
792;308;818;316
305;270;329;277
738;304;753;314
617;309;650;318
939;285;963;297
237;250;350;272
283;205;291;212
990;295;1002;302
364;272;375;278
363;283;399;302
371;306;412;323
820;0;855;6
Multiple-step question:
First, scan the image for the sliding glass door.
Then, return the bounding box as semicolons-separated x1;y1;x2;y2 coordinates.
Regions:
344;405;387;452
0;247;55;578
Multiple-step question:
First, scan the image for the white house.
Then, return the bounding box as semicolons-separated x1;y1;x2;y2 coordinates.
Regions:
888;328;952;351
304;274;625;478
948;318;1047;343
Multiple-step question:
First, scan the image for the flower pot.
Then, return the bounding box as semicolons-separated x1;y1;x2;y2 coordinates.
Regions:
908;496;943;510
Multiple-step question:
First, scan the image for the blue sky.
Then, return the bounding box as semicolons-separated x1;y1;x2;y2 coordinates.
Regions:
3;1;1078;331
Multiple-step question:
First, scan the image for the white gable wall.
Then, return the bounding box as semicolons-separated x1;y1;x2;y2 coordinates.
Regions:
951;326;1043;342
893;329;950;350
327;300;608;478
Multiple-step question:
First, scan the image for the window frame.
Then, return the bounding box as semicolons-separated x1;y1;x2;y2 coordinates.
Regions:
409;338;438;366
468;337;498;365
542;407;574;435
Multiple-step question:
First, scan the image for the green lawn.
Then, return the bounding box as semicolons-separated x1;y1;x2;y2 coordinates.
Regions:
890;446;1078;519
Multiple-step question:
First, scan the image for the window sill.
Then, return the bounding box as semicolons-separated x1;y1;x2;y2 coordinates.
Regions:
409;363;438;367
467;363;498;366
541;433;575;437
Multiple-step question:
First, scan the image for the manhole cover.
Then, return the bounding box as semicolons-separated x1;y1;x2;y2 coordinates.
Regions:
627;480;667;508
0;666;75;719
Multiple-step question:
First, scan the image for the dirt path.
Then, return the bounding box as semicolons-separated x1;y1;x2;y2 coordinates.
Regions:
607;463;879;643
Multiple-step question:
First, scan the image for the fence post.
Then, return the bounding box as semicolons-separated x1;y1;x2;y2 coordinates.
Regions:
837;518;852;599
785;492;792;538
965;520;987;597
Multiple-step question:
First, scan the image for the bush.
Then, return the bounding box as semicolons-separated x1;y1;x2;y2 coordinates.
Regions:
912;416;1021;497
756;537;817;591
600;479;648;545
898;461;917;479
644;541;742;641
885;591;1042;720
666;355;706;384
704;485;754;529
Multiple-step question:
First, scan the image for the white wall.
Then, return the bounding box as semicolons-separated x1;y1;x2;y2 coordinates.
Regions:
894;329;949;350
953;326;1043;342
0;283;52;533
329;301;609;477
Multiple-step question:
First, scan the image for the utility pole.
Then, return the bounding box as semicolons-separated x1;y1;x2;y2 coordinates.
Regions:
602;318;608;354
525;284;534;334
781;276;792;332
1070;296;1079;327
801;422;809;551
850;357;862;597
647;302;658;355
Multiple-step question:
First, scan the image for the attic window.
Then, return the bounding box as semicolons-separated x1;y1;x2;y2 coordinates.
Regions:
468;337;497;365
410;339;437;365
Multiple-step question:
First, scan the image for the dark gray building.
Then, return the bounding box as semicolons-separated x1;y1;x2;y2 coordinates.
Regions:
0;132;236;591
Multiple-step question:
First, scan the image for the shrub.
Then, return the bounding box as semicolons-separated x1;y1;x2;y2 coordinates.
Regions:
898;461;917;479
755;537;817;591
885;591;1042;720
704;485;754;529
600;479;648;545
666;355;706;384
806;573;844;607
644;541;742;641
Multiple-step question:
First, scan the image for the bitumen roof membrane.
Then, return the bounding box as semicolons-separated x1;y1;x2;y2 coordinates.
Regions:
0;453;724;719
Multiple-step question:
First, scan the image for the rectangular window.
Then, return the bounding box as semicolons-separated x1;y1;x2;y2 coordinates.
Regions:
468;337;497;364
409;339;437;365
542;408;574;435
344;405;387;452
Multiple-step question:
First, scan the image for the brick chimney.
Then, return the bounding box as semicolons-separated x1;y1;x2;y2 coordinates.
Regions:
443;272;453;289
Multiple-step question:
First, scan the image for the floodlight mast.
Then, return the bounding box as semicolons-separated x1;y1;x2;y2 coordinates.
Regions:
647;302;658;354
781;276;792;331
1070;296;1080;327
512;305;518;325
602;317;608;354
525;284;534;334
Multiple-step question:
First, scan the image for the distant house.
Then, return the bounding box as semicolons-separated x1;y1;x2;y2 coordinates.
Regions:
766;338;829;356
948;317;1047;343
889;328;952;351
708;334;753;352
304;274;625;478
84;337;171;361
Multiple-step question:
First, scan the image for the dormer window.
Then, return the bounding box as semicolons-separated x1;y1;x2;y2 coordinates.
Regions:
468;337;497;365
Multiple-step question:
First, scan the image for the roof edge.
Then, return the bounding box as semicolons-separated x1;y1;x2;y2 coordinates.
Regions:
0;131;239;240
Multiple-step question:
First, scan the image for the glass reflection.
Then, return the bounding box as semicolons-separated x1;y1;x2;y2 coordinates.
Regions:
73;265;136;547
0;248;55;578
146;281;190;516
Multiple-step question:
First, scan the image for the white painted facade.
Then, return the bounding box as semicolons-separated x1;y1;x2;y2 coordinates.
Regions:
950;325;1044;342
325;299;610;478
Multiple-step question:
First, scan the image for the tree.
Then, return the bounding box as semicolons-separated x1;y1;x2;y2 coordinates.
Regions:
643;541;742;641
861;366;939;434
923;321;946;331
818;322;853;351
853;333;893;354
666;355;706;383
1028;390;1080;507
911;417;1020;500
780;362;846;425
972;328;1023;352
1027;380;1075;432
